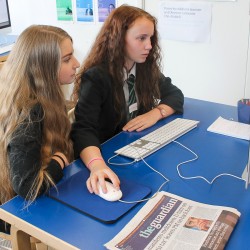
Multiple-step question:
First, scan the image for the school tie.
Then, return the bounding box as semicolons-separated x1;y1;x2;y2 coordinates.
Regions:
127;74;137;119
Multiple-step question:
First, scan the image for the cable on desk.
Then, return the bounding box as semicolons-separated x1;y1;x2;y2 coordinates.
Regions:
109;140;246;204
108;153;137;165
108;146;170;204
173;140;245;184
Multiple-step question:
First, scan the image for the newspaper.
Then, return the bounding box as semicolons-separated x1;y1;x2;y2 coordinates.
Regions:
105;191;240;250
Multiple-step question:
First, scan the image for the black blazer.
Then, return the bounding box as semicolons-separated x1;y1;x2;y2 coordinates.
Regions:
71;64;184;158
8;104;63;198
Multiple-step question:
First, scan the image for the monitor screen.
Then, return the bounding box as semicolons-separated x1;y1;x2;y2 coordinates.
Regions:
0;0;11;30
242;141;250;188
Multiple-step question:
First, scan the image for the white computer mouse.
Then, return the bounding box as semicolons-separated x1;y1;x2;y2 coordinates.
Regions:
97;181;122;202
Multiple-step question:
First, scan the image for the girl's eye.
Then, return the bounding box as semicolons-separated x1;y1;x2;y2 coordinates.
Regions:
63;57;71;63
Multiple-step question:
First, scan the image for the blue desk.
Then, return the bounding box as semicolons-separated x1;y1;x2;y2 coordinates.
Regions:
0;98;249;250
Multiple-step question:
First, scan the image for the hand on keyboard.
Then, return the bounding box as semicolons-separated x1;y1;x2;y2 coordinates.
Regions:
123;108;165;132
123;105;175;132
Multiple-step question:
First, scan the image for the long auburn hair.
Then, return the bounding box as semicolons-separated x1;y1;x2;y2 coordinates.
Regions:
73;5;162;121
0;25;73;204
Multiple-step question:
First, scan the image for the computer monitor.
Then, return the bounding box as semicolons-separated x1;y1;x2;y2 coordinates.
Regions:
0;0;11;37
242;142;250;188
246;143;250;187
0;0;12;46
0;0;11;30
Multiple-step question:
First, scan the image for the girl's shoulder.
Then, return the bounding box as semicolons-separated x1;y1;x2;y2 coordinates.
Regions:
85;64;109;76
11;103;44;139
30;103;44;121
83;64;113;86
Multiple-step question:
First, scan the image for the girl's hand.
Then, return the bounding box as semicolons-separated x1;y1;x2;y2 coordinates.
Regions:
123;109;161;132
123;105;174;132
86;162;120;194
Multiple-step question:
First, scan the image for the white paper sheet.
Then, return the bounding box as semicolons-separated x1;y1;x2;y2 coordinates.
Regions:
207;116;250;141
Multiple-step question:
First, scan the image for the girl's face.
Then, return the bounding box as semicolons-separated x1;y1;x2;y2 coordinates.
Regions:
59;38;80;85
124;17;154;70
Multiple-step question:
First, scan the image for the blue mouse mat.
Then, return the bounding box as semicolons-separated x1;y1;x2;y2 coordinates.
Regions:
48;168;151;223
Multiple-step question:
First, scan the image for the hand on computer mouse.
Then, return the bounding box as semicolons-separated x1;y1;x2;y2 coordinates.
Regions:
86;163;120;194
96;180;122;202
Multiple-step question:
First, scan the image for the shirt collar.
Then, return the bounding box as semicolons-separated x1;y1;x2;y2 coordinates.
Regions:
124;63;136;80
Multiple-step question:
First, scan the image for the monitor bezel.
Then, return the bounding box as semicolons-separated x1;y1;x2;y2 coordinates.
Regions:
0;0;11;29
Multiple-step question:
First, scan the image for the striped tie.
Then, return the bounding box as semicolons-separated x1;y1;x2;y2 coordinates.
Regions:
127;74;137;119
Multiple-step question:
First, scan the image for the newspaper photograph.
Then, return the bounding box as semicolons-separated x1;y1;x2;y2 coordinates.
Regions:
105;191;240;250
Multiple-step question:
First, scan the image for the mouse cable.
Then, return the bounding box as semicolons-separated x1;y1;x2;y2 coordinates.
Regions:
108;153;137;165
118;179;168;204
173;140;245;184
108;147;170;204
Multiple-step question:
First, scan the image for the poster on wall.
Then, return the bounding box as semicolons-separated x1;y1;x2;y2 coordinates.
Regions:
56;0;73;21
76;0;94;22
97;0;116;22
158;1;212;43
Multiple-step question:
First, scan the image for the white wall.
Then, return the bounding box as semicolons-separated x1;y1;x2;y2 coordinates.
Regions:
8;0;102;99
145;0;250;106
7;0;250;105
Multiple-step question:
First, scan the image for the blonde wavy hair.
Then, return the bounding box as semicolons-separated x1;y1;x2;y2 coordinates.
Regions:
0;25;73;204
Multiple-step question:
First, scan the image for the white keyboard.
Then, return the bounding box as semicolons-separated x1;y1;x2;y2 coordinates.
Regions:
115;118;200;161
